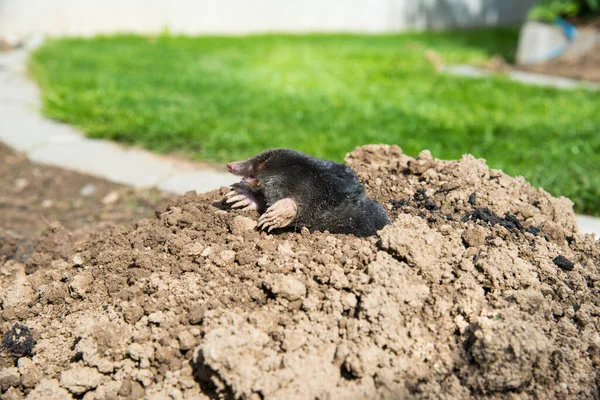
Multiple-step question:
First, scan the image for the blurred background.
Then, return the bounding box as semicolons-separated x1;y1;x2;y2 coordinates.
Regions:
0;0;598;216
0;0;537;35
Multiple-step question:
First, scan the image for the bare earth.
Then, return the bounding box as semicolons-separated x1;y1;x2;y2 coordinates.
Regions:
0;143;173;264
519;43;600;83
1;145;599;399
516;24;600;83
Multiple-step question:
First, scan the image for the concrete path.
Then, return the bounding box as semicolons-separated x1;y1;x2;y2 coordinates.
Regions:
0;44;236;195
0;45;598;239
577;216;600;240
444;64;600;91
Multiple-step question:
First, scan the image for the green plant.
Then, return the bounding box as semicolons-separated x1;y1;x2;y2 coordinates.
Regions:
528;0;599;22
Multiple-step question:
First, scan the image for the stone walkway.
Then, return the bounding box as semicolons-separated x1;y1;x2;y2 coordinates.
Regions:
1;45;598;239
0;45;236;195
444;64;599;91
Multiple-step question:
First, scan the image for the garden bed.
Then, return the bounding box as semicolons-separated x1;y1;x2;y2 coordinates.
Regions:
501;21;600;82
518;42;600;82
517;19;600;82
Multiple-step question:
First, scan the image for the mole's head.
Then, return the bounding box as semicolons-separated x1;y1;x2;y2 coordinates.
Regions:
227;149;304;190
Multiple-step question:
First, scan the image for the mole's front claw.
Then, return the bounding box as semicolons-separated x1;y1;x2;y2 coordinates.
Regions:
232;198;253;209
226;194;247;204
223;183;262;211
257;198;298;232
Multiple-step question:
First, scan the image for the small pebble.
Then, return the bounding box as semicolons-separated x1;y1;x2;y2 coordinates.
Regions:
72;253;84;266
14;178;29;191
80;183;97;196
102;191;120;205
41;199;53;208
177;331;197;351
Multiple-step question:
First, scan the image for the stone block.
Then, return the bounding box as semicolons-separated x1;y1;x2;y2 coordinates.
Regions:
517;21;569;65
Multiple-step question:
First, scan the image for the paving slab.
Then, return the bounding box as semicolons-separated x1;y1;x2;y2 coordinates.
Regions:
0;46;29;72
444;64;599;90
0;104;83;151
443;64;492;79
576;215;600;240
0;70;40;106
27;139;178;187
159;169;237;194
507;70;599;90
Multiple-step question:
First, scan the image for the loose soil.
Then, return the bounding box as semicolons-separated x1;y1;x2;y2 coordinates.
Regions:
0;142;173;264
486;23;600;83
518;42;600;83
1;145;599;399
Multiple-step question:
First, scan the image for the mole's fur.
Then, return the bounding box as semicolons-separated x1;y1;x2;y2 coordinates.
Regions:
225;149;391;237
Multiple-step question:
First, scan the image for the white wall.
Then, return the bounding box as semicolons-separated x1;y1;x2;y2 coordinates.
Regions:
0;0;536;39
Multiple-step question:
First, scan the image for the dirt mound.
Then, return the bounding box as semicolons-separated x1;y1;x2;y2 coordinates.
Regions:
0;142;172;265
1;145;599;399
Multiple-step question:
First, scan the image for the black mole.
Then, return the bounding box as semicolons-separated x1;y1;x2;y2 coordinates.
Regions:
224;148;391;237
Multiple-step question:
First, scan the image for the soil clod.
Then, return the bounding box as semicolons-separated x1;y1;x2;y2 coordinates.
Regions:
553;255;575;271
461;207;535;235
1;324;35;358
468;191;477;206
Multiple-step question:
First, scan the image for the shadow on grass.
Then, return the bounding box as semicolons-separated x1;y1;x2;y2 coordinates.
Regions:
411;28;521;63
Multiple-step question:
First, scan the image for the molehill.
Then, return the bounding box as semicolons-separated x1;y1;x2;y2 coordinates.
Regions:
1;145;599;399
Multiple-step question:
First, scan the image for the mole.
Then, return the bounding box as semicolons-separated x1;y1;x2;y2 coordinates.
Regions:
223;148;391;237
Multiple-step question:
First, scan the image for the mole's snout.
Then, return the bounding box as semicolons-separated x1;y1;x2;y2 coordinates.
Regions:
227;160;248;176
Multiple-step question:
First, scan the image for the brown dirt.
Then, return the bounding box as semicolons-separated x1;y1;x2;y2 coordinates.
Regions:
485;24;600;83
1;144;599;399
485;45;600;83
0;142;173;264
518;42;600;83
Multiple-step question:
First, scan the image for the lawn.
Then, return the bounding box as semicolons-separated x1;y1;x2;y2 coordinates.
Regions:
29;30;600;215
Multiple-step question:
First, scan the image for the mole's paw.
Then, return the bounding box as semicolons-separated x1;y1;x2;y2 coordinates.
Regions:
257;198;298;232
225;193;256;210
225;185;260;210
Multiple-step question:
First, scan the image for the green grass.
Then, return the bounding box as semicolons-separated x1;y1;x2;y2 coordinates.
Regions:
29;30;600;215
